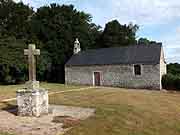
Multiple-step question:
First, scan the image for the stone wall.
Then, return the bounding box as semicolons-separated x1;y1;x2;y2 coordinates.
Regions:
160;48;167;89
65;64;161;90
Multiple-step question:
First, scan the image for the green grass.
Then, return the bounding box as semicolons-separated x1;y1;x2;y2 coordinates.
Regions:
0;84;24;100
0;83;84;100
0;132;14;135
1;85;180;135
49;87;180;135
0;83;85;109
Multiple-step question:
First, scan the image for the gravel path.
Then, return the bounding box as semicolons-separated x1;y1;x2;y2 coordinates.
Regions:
0;105;95;135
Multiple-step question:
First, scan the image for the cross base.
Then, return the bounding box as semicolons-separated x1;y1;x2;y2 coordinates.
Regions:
25;81;40;90
16;89;48;117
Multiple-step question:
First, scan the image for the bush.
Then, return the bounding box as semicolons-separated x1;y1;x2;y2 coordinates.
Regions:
162;74;180;90
0;64;26;85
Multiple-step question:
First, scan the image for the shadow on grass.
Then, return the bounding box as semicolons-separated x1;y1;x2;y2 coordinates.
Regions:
0;102;17;115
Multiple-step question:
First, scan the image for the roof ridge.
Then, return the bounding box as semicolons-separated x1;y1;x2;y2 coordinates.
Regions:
82;44;162;52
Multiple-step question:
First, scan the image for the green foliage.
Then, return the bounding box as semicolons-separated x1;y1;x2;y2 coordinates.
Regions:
97;20;138;47
0;1;102;84
162;63;180;90
138;38;162;45
0;36;26;84
162;74;180;90
138;38;150;45
167;63;180;76
0;0;33;84
0;0;33;38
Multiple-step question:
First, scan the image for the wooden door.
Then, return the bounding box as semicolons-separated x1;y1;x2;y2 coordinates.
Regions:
94;72;101;86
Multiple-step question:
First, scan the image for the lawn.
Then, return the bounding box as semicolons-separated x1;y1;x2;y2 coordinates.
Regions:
0;83;85;110
50;87;180;135
1;85;180;135
0;83;84;101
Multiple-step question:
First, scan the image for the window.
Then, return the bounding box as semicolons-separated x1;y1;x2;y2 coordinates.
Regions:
134;65;141;75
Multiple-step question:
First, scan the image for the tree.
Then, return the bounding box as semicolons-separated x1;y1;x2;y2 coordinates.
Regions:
0;0;34;38
138;38;150;45
30;4;101;82
98;20;138;48
138;38;162;45
0;36;27;84
0;0;50;84
167;63;180;76
0;0;34;83
0;1;101;84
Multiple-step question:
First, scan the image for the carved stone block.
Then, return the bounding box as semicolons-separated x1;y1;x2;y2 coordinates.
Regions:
16;89;48;117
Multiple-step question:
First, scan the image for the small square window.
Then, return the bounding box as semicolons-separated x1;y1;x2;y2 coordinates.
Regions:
134;65;141;75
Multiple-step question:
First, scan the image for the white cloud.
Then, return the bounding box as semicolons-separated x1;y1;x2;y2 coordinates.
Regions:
163;26;180;48
14;0;77;7
161;25;180;63
13;0;21;2
13;0;180;25
110;0;180;25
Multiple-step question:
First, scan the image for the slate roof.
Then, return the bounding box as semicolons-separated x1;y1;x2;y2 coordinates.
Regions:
66;44;162;66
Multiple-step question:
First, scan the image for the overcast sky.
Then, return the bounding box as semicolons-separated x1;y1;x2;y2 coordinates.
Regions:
14;0;180;63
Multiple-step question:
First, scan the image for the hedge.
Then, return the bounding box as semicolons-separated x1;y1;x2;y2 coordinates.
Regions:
162;74;180;90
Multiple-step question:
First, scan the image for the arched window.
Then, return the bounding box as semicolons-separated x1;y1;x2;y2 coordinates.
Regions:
134;65;141;75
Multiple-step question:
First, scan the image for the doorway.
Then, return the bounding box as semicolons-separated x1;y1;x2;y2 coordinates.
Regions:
94;72;101;86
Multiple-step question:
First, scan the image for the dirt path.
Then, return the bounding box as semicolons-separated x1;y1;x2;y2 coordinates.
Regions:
0;105;95;135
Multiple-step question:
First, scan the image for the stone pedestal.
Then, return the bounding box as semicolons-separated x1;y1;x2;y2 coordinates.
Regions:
25;81;40;89
16;89;48;117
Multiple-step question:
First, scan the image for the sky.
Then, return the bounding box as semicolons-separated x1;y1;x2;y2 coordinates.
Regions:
14;0;180;63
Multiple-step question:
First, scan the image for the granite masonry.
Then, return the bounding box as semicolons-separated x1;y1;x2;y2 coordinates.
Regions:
16;88;48;117
16;44;48;117
65;40;167;90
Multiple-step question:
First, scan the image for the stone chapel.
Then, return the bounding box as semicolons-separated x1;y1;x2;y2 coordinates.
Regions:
65;39;167;90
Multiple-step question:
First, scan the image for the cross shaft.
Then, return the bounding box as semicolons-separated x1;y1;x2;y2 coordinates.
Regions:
24;44;40;82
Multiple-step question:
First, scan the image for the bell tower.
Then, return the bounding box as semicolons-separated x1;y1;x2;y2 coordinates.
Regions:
74;38;81;54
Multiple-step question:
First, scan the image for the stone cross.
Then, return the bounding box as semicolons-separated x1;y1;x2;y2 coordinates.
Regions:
24;44;40;89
